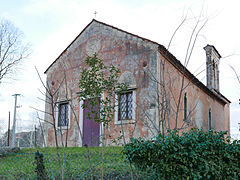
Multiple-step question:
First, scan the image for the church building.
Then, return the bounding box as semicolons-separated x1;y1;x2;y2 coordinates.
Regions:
44;19;230;147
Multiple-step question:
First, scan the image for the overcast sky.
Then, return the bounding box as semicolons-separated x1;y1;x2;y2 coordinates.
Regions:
0;0;239;138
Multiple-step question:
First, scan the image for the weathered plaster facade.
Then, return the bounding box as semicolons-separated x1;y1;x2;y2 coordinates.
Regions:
44;20;230;147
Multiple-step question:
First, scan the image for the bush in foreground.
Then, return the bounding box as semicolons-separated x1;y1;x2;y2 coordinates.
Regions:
124;129;240;179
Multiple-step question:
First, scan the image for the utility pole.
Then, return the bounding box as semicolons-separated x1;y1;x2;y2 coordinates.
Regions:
11;94;20;148
35;125;37;148
7;111;10;146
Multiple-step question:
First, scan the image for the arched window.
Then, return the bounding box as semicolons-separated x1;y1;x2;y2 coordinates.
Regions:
184;93;187;121
208;108;212;130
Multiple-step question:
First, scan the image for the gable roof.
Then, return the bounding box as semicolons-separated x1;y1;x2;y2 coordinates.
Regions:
44;19;230;104
44;19;160;74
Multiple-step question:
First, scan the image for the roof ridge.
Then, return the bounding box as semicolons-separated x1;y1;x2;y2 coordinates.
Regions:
92;19;161;45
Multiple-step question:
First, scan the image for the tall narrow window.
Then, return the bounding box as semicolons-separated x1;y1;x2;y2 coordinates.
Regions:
208;108;212;130
118;91;133;120
184;93;187;121
58;102;69;127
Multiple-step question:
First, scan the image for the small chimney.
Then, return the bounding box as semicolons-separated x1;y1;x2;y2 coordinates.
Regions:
204;45;221;92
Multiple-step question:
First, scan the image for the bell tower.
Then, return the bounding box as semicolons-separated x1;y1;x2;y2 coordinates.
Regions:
204;45;221;92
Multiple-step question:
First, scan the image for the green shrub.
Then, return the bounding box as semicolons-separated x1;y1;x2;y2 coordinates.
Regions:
0;147;20;158
124;129;240;179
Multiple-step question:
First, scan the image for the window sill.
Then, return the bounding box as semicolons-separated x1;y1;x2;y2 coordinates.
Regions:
114;119;136;125
57;126;70;130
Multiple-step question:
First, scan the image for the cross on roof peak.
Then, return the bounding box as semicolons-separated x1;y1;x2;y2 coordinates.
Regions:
94;11;97;19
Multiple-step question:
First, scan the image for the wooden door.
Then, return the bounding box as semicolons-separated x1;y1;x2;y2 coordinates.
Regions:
83;98;100;147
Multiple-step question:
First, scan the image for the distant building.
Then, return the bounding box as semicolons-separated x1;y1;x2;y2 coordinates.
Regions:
44;19;230;147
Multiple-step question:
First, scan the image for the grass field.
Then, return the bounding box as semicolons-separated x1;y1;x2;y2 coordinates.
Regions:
0;146;136;179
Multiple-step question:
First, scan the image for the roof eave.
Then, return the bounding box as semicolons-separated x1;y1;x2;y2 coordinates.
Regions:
44;19;96;74
158;45;230;105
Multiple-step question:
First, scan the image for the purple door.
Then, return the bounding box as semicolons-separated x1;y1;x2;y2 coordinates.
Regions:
83;98;100;147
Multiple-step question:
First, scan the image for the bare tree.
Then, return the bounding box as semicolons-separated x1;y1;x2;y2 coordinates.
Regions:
229;65;240;85
33;67;97;179
0;18;30;83
34;67;66;179
134;12;209;139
